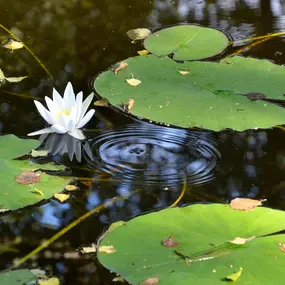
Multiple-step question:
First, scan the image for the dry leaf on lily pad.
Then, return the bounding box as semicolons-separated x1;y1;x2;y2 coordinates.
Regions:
229;236;255;245
54;193;70;202
14;171;43;185
126;77;141;87
140;277;159;285
81;244;116;254
2;39;24;51
113;61;128;74
137;49;150;56
99;245;116;254
178;70;190;75
126;28;151;41
230;198;265;211
279;244;285;252
38;277;60;285
128;99;135;111
225;267;243;282
161;236;179;248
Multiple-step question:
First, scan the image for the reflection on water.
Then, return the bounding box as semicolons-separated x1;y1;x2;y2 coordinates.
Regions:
40;133;94;162
86;123;237;186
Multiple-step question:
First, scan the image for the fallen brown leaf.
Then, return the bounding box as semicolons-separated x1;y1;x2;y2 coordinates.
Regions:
14;171;42;185
128;99;135;111
229;236;255;245
113;61;128;74
161;236;179;248
140;277;159;285
230;198;265;211
54;193;70;202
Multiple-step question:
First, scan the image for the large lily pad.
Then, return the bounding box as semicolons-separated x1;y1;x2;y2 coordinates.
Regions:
143;25;229;60
98;204;285;285
94;55;285;131
0;135;71;211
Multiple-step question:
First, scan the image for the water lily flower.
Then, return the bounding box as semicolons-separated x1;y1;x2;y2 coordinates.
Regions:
28;82;95;140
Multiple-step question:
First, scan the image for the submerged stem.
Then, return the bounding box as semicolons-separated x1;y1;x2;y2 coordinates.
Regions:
0;23;53;79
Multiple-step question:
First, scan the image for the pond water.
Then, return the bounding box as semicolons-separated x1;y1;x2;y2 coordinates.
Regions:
1;0;285;284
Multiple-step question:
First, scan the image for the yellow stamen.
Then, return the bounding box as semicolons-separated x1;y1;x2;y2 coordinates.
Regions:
56;108;71;118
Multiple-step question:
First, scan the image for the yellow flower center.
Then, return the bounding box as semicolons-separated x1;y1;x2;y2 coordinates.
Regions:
56;108;71;118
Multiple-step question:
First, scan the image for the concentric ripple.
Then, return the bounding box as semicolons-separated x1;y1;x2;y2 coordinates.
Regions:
86;124;233;186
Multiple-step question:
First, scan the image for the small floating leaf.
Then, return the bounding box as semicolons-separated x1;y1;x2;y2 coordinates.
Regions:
230;198;265;211
226;267;243;282
2;39;24;51
65;184;78;191
38;277;60;285
94;98;109;107
113;61;128;74
80;244;96;254
54;193;70;202
127;28;151;41
5;76;28;83
137;49;150;56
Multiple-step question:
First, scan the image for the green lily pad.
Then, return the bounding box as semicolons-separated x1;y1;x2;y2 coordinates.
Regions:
98;204;285;285
0;134;39;159
94;55;285;131
143;25;229;60
0;135;71;211
0;269;37;284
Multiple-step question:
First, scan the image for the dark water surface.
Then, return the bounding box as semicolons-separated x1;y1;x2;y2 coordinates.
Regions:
1;0;285;284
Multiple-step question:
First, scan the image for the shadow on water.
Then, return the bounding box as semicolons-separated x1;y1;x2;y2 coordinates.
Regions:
1;0;285;284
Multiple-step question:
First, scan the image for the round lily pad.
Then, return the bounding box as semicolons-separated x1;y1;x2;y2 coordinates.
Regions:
94;55;285;131
143;25;229;60
98;204;285;285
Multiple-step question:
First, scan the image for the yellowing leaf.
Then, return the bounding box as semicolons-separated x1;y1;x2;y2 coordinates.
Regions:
2;39;24;51
226;267;243;282
230;198;265;211
137;49;150;56
29;186;44;197
5;76;28;83
31;149;48;157
126;78;141;87
65;185;78;191
54;193;70;202
178;70;190;75
126;28;151;41
38;277;60;285
113;61;128;74
229;236;255;245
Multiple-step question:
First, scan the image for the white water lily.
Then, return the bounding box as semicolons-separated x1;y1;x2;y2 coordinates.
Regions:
28;82;95;140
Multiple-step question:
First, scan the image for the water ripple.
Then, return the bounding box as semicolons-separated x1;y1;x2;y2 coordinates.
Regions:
86;124;234;186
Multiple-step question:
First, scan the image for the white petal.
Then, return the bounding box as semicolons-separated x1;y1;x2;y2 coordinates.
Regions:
52;88;65;109
68;129;85;140
66;107;77;131
75;91;83;123
27;127;54;136
45;96;58;114
76;109;95;129
34;100;54;125
52;124;68;134
63;82;76;109
79;93;94;122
